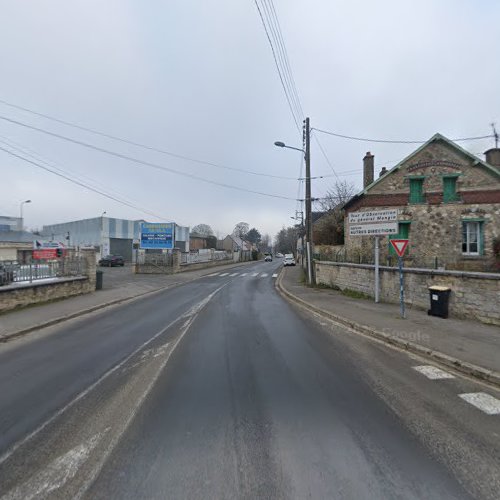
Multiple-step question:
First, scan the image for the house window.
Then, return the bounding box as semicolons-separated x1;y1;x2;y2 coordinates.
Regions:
443;176;459;202
389;222;410;255
409;178;425;203
462;221;483;255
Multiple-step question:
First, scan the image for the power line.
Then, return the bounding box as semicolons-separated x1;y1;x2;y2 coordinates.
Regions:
311;132;340;180
313;127;494;144
0;114;297;201
253;0;301;132
0;98;296;181
0;144;173;221
0;134;164;218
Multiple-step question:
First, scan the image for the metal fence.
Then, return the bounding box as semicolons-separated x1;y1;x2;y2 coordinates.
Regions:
0;258;87;286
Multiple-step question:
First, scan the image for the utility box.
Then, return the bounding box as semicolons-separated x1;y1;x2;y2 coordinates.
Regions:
428;285;451;318
96;270;103;290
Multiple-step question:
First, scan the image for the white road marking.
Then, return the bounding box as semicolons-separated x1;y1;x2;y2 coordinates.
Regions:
0;288;225;467
240;273;248;276
252;273;259;277
413;365;455;380
229;273;239;277
219;273;229;276
2;430;107;500
206;272;219;277
459;393;500;415
272;273;278;278
260;273;268;278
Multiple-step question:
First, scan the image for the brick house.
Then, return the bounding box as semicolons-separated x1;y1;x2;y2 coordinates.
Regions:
343;134;500;271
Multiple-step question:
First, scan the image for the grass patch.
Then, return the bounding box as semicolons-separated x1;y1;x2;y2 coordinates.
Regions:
341;288;372;300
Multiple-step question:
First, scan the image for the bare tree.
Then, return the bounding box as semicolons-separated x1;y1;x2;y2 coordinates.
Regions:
317;180;356;211
232;221;249;239
191;224;214;237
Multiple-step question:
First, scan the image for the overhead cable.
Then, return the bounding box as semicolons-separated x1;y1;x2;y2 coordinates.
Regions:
0;98;296;180
0;115;297;201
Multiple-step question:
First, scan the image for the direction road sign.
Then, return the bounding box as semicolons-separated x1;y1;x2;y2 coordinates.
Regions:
349;222;398;236
390;239;409;257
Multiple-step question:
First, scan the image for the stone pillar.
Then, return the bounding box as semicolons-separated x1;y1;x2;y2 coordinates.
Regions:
81;248;97;289
172;249;181;273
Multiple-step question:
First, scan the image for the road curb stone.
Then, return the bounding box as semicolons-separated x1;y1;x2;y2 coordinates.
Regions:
276;268;500;389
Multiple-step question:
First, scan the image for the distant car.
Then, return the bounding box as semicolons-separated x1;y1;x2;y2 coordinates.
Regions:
264;255;272;262
276;253;284;258
283;254;295;266
99;255;125;267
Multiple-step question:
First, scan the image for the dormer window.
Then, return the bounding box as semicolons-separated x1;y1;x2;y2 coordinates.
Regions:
409;177;425;204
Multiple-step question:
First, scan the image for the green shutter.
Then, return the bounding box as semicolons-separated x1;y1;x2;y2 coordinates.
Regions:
443;177;458;202
409;179;424;203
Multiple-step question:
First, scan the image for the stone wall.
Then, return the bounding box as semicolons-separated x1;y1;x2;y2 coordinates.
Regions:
316;261;500;326
0;277;93;314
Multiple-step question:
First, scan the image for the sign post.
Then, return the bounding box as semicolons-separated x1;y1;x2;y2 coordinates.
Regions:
348;210;398;303
389;239;409;318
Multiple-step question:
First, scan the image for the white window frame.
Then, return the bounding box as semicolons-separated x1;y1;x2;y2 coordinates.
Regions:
462;221;481;256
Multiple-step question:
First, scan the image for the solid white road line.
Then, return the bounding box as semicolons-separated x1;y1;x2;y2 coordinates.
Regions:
260;273;268;278
413;365;455;380
272;273;278;278
459;393;500;415
252;273;259;277
219;273;229;276
229;273;239;277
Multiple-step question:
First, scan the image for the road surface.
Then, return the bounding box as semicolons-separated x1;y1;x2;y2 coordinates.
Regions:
0;260;499;499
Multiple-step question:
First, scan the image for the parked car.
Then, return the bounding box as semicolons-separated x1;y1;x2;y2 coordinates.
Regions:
276;252;284;258
283;254;295;266
99;255;125;267
264;255;272;262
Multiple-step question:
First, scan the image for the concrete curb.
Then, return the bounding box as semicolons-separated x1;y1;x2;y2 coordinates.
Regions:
0;261;255;343
276;268;500;389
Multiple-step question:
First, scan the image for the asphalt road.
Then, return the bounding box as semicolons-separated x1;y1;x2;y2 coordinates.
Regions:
0;260;499;499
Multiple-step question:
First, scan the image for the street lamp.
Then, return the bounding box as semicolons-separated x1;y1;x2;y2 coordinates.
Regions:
19;199;31;230
275;117;313;284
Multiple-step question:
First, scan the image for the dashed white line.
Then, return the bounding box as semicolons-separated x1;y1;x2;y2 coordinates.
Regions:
413;365;455;380
240;273;248;276
272;273;278;278
219;273;229;277
260;273;268;278
252;273;259;277
206;272;219;277
459;393;500;415
229;273;239;277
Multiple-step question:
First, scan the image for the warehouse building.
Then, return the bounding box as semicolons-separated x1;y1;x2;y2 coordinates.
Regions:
42;216;190;262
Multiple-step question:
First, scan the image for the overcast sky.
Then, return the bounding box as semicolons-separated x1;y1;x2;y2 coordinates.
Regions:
1;0;498;239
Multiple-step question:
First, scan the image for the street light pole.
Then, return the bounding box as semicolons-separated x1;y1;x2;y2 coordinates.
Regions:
19;199;31;231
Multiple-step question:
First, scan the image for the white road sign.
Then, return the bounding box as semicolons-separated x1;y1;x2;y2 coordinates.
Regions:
348;209;398;224
349;223;398;236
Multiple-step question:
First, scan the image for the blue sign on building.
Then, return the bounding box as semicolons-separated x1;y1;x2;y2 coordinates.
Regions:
140;223;174;249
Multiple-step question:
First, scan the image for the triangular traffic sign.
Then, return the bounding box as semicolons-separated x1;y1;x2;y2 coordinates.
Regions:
390;239;409;257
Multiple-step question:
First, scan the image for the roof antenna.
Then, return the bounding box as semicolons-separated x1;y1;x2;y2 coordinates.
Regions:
491;123;499;148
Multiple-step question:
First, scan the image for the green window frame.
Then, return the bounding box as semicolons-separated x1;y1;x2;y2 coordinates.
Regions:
409;178;425;204
389;222;411;255
443;176;460;203
462;220;483;256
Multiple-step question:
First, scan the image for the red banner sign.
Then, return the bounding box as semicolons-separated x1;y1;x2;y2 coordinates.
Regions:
33;249;58;260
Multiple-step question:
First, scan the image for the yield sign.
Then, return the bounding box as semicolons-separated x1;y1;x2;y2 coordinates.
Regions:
390;239;409;257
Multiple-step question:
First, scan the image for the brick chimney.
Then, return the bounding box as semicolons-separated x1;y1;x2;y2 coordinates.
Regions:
363;152;374;188
485;148;500;168
379;166;388;177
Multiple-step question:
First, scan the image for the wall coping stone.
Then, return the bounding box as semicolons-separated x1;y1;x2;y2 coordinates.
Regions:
0;276;88;294
316;261;500;281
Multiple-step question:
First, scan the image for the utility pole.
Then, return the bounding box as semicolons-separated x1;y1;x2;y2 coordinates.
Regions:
304;117;313;285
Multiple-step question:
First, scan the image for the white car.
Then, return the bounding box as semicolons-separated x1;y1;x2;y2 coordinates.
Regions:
283;254;295;266
276;252;284;258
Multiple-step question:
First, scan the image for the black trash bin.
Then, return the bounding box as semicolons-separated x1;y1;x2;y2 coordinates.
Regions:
96;270;103;290
428;285;451;318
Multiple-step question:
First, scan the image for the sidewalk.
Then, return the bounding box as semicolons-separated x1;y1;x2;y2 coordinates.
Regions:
0;261;251;342
278;265;500;384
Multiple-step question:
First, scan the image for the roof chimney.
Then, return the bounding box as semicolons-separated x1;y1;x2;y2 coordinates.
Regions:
379;166;388;177
363;152;374;188
485;148;500;168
